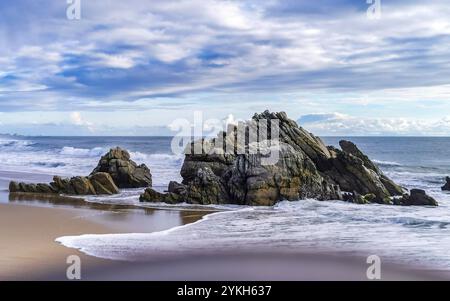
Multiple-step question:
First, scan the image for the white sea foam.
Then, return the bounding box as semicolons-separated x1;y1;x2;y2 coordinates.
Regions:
0;137;33;150
56;196;450;269
60;146;106;157
373;159;402;167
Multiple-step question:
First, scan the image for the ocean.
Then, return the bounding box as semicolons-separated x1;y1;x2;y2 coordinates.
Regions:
2;135;450;269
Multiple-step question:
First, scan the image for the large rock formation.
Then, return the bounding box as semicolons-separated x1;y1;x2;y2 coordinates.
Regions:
9;147;151;196
90;147;152;188
9;172;119;195
140;110;437;207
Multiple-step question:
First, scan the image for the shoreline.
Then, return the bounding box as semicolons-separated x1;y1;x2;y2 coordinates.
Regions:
2;202;449;280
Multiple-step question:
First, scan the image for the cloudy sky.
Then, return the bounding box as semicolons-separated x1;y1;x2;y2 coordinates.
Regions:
1;0;450;136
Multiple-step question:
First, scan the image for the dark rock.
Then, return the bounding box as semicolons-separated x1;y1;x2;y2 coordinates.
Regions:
89;172;119;195
380;175;404;196
140;110;413;206
90;147;152;188
358;193;377;204
167;181;187;194
9;172;119;196
70;176;96;195
36;183;57;194
9;181;20;193
339;140;403;196
342;191;356;203
396;189;438;206
342;192;391;205
323;141;404;201
139;188;182;204
441;176;450;191
408;189;438;206
339;140;380;173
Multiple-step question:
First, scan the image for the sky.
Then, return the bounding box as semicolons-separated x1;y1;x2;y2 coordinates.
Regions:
1;0;450;136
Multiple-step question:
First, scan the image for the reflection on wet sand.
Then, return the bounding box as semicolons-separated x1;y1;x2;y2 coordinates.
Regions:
8;192;211;228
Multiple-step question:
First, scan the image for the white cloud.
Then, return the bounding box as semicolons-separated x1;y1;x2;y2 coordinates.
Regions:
298;113;450;136
70;112;95;132
94;53;137;69
3;0;450;136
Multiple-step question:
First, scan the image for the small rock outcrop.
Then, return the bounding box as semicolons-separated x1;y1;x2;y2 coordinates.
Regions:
394;189;438;206
9;147;151;196
441;177;450;191
9;172;119;195
91;147;152;188
140;110;437;206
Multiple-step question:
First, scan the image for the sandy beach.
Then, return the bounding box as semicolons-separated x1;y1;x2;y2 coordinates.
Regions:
0;198;447;281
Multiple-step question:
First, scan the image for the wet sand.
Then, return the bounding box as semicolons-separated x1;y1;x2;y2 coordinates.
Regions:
0;202;207;280
0;203;113;280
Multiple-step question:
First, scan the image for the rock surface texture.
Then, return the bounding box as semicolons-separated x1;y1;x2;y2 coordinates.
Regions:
9;147;151;196
140;110;438;207
90;147;152;188
9;173;119;195
394;189;439;206
441;177;450;191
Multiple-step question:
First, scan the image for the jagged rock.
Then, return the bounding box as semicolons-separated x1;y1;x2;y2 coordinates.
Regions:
322;141;404;202
167;181;187;194
185;166;230;205
395;189;438;206
90;147;152;188
355;193;376;204
441;177;450;191
89;172;119;195
9;172;119;196
36;183;57;194
141;110;414;206
339;140;380;173
71;176;96;195
342;192;391;205
139;188;182;204
337;140;404;196
9;181;21;193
